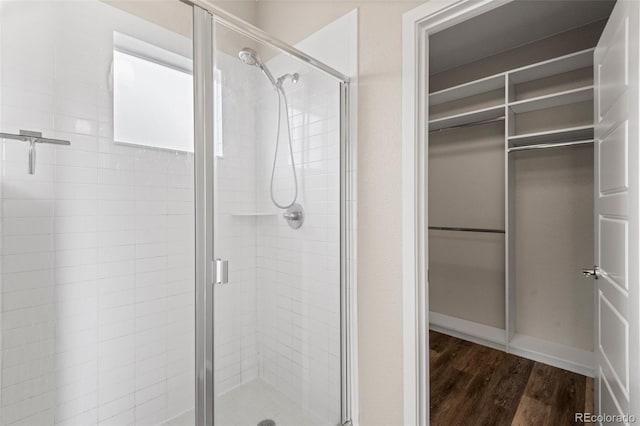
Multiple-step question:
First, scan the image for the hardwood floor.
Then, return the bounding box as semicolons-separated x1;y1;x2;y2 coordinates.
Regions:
430;331;594;425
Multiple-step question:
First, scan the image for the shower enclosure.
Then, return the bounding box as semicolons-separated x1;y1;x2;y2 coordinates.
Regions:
0;1;353;426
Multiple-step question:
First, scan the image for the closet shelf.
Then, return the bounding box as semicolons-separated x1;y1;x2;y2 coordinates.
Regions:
508;125;594;146
428;49;594;107
508;86;594;114
429;74;505;106
508;139;593;153
508;48;595;84
429;105;504;131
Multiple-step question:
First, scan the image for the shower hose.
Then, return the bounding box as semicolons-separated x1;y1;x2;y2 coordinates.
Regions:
270;85;298;210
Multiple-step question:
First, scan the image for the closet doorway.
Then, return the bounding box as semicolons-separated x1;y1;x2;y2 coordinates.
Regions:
402;0;640;424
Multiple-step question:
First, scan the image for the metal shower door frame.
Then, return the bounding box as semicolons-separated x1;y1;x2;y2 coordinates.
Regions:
190;4;355;426
192;6;214;426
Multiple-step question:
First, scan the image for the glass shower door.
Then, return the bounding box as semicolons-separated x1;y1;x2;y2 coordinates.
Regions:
0;2;196;425
209;18;343;426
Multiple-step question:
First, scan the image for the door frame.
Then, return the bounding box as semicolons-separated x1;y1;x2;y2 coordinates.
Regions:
401;1;518;424
402;1;640;425
191;2;358;426
193;6;214;426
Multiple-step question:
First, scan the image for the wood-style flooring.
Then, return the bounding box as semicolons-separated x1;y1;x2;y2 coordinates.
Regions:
430;331;594;426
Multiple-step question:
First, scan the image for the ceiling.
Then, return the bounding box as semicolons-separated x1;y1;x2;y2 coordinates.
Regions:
429;0;616;75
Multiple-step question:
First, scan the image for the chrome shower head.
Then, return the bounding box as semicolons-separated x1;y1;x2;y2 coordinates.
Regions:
238;48;258;66
238;47;277;88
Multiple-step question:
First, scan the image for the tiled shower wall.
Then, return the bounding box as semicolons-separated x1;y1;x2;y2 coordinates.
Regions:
0;2;194;425
1;2;345;424
254;57;341;421
211;30;342;423
209;23;343;424
213;53;260;395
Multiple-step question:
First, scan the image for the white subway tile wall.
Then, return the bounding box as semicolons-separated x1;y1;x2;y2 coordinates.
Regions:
212;52;260;395
1;2;343;425
254;56;341;422
1;2;194;425
212;32;341;424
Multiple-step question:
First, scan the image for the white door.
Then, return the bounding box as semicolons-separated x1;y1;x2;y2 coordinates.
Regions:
593;0;640;423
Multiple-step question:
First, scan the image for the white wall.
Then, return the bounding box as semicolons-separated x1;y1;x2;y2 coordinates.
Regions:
0;2;194;425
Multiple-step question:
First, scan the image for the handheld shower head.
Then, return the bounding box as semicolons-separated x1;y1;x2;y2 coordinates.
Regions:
238;47;277;87
238;48;258;66
237;50;301;213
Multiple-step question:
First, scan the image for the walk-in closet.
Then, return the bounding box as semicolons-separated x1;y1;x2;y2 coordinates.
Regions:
427;0;617;382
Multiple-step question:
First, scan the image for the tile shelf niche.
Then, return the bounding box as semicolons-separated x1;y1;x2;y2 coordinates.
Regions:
230;212;279;216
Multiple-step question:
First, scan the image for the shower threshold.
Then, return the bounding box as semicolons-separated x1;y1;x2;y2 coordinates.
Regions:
161;379;334;426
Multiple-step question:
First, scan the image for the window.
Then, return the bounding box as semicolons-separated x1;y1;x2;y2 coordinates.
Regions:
112;32;208;156
112;32;223;155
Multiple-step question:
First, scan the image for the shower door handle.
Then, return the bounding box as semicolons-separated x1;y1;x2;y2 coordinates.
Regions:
214;259;229;285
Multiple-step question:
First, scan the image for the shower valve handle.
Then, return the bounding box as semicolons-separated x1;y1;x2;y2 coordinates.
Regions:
283;211;301;220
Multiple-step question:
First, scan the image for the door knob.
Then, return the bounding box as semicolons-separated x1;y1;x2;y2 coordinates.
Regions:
582;266;601;279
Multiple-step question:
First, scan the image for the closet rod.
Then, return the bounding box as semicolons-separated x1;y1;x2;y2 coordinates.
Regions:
429;116;505;133
508;139;593;153
429;226;505;234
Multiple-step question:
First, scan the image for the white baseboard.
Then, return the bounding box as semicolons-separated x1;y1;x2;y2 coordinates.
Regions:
429;311;506;351
429;312;595;377
508;333;595;377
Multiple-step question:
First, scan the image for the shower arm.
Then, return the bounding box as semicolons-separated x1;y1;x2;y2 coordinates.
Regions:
276;73;299;88
0;130;71;174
